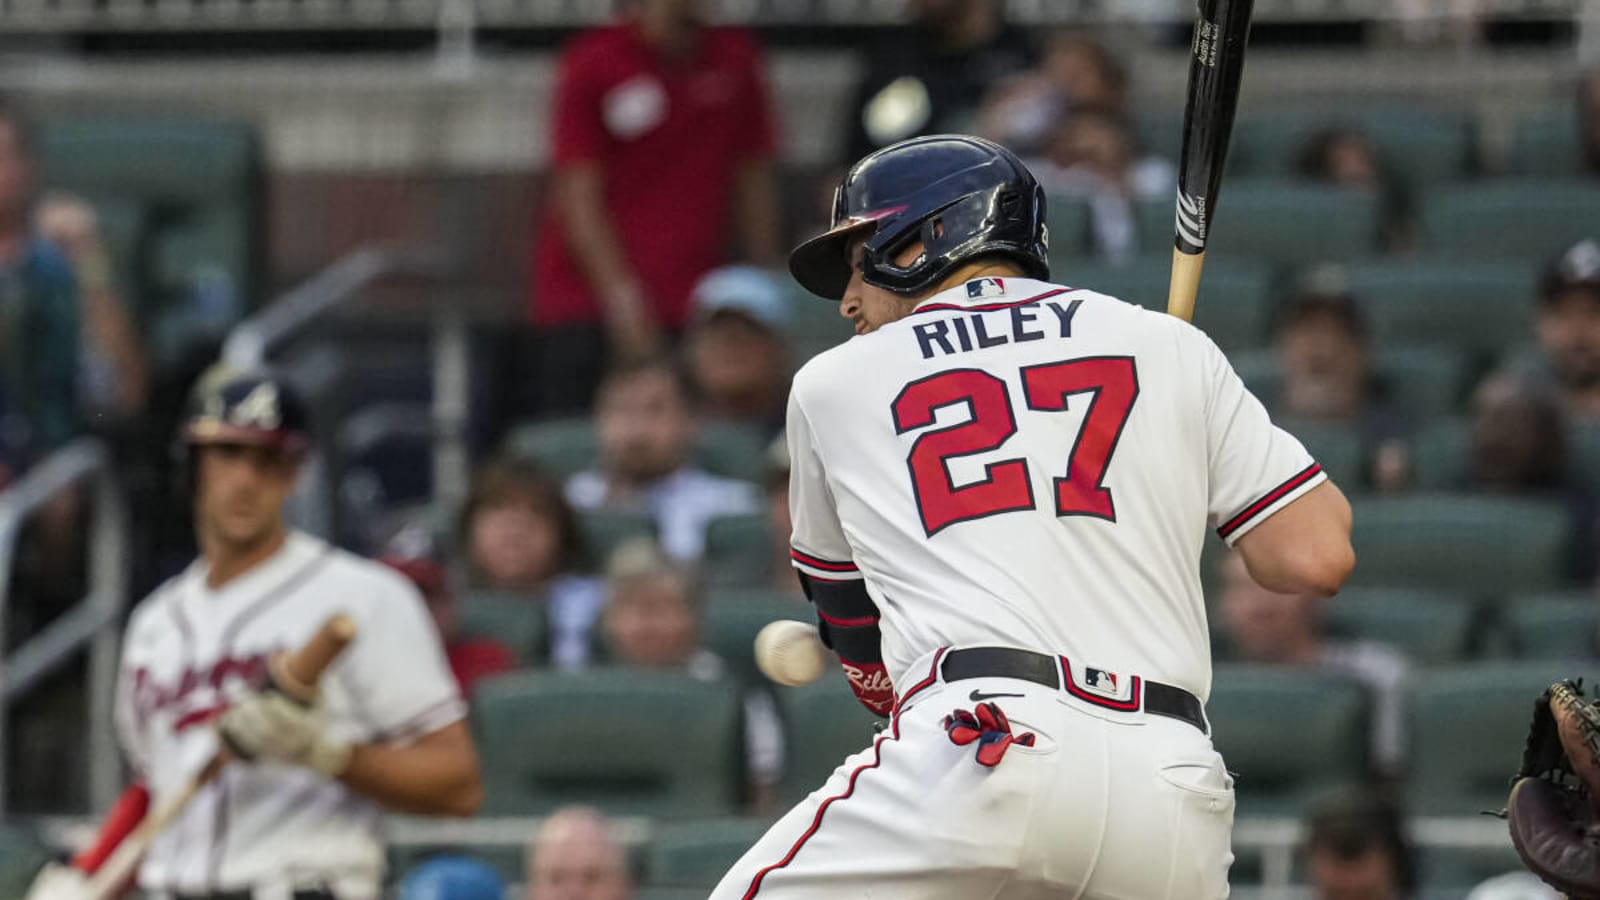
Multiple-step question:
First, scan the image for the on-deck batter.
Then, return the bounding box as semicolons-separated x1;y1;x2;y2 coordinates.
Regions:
30;366;482;900
712;134;1355;900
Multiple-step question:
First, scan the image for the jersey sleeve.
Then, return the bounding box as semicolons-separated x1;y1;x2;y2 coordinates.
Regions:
113;627;148;779
1201;335;1327;546
786;387;859;581
344;572;467;742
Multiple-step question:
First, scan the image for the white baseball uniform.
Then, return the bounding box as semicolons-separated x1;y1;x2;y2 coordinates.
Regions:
116;531;465;899
713;276;1326;899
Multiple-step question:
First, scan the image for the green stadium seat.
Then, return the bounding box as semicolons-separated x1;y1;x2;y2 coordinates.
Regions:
1135;179;1382;269
1506;590;1596;658
0;826;51;900
1343;259;1537;360
1061;255;1274;352
703;587;812;687
1347;494;1571;596
1230;345;1469;422
1507;105;1582;176
704;513;777;587
575;509;657;568
474;668;745;817
1416;845;1527;892
646;817;774;888
1409;662;1599;814
458;590;549;666
1407;419;1469;490
1207;665;1371;817
1270;419;1365;490
1044;195;1093;269
1230;104;1475;188
1421;180;1600;260
775;676;884;806
787;284;855;363
1324;588;1475;665
506;418;767;484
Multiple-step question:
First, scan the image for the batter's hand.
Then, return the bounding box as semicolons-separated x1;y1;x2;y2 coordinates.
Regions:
219;672;351;779
24;862;88;900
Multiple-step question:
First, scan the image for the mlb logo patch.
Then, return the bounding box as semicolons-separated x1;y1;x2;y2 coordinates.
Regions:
966;277;1006;299
1076;663;1136;703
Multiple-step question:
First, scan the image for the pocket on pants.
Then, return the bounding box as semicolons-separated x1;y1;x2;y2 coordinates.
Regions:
1157;756;1235;808
1154;754;1235;900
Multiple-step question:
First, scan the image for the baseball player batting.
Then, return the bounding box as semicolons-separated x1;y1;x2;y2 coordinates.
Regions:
28;366;482;900
711;134;1355;899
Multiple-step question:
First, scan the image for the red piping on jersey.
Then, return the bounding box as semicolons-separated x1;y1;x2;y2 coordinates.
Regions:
1217;463;1324;539
790;549;857;573
172;702;228;733
817;609;879;628
1059;657;1143;712
741;648;946;899
909;286;1073;317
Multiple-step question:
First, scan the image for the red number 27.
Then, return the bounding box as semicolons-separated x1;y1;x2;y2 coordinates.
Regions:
890;357;1139;536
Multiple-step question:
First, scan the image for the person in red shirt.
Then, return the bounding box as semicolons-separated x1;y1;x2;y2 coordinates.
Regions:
528;0;782;415
380;555;517;697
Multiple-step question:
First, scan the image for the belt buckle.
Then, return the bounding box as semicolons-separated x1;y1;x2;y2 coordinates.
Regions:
1059;656;1143;712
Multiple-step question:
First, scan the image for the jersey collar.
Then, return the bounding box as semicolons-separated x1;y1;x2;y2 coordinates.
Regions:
909;277;1070;317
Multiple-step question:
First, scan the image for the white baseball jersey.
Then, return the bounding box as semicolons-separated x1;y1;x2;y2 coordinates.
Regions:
785;276;1324;702
115;531;465;895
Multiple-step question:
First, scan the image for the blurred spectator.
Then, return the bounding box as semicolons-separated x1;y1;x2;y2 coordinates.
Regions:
459;456;605;669
1269;278;1409;490
1217;551;1409;776
599;539;784;807
684;265;791;433
1583;67;1600;176
400;855;507;900
1030;106;1173;264
527;0;780;417
525;806;635;900
1303;786;1417;900
845;0;1036;163
567;359;759;562
1465;872;1560;900
1528;238;1600;422
982;32;1131;156
1294;128;1412;250
1461;370;1596;580
382;555;515;696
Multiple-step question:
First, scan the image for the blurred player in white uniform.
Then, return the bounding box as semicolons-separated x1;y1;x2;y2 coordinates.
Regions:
30;367;482;900
713;135;1354;899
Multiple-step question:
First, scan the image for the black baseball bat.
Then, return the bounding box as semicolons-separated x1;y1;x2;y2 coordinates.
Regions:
1167;0;1256;322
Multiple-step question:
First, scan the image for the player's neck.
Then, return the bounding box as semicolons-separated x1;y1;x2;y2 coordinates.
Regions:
926;261;1028;298
202;526;290;591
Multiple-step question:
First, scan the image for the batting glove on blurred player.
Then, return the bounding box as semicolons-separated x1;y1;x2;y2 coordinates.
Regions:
23;862;88;900
219;654;351;779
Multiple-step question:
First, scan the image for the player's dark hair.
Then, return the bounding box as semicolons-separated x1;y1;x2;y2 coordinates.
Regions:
1048;32;1129;101
1303;787;1418;895
0;94;38;162
457;455;590;578
1274;288;1370;346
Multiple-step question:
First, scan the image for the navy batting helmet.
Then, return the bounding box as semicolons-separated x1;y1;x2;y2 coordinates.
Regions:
788;134;1050;301
179;366;310;455
398;856;506;900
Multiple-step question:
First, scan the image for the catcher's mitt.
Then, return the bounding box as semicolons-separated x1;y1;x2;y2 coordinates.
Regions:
1507;680;1600;900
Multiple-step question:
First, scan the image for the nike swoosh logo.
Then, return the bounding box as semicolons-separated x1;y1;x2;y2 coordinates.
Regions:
968;689;1025;702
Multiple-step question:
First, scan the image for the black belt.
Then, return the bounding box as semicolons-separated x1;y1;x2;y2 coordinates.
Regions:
939;646;1209;735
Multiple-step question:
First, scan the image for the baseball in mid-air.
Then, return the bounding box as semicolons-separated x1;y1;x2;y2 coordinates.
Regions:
754;619;829;686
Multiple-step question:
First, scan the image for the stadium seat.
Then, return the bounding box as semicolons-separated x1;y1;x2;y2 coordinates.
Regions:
704;513;777;587
1135;179;1382;269
775;676;886;806
786;284;855;364
1506;591;1596;659
473;668;745;817
1269;419;1365;490
1207;665;1371;817
1409;662;1599;815
1230;345;1469;422
703;587;811;687
1343;259;1538;360
1406;419;1469;490
575;509;657;568
1044;195;1093;268
1347;494;1572;596
506;419;769;484
1324;588;1475;665
457;590;549;666
1507;105;1582;176
646;817;774;888
1421;180;1600;260
1417;845;1528;893
1060;256;1274;352
0;826;51;900
1230;104;1475;188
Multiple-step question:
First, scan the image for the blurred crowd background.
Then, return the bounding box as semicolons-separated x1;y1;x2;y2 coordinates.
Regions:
0;0;1598;896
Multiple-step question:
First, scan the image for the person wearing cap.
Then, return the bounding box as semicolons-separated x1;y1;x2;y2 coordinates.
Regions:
1529;238;1600;422
399;855;507;900
684;265;793;433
